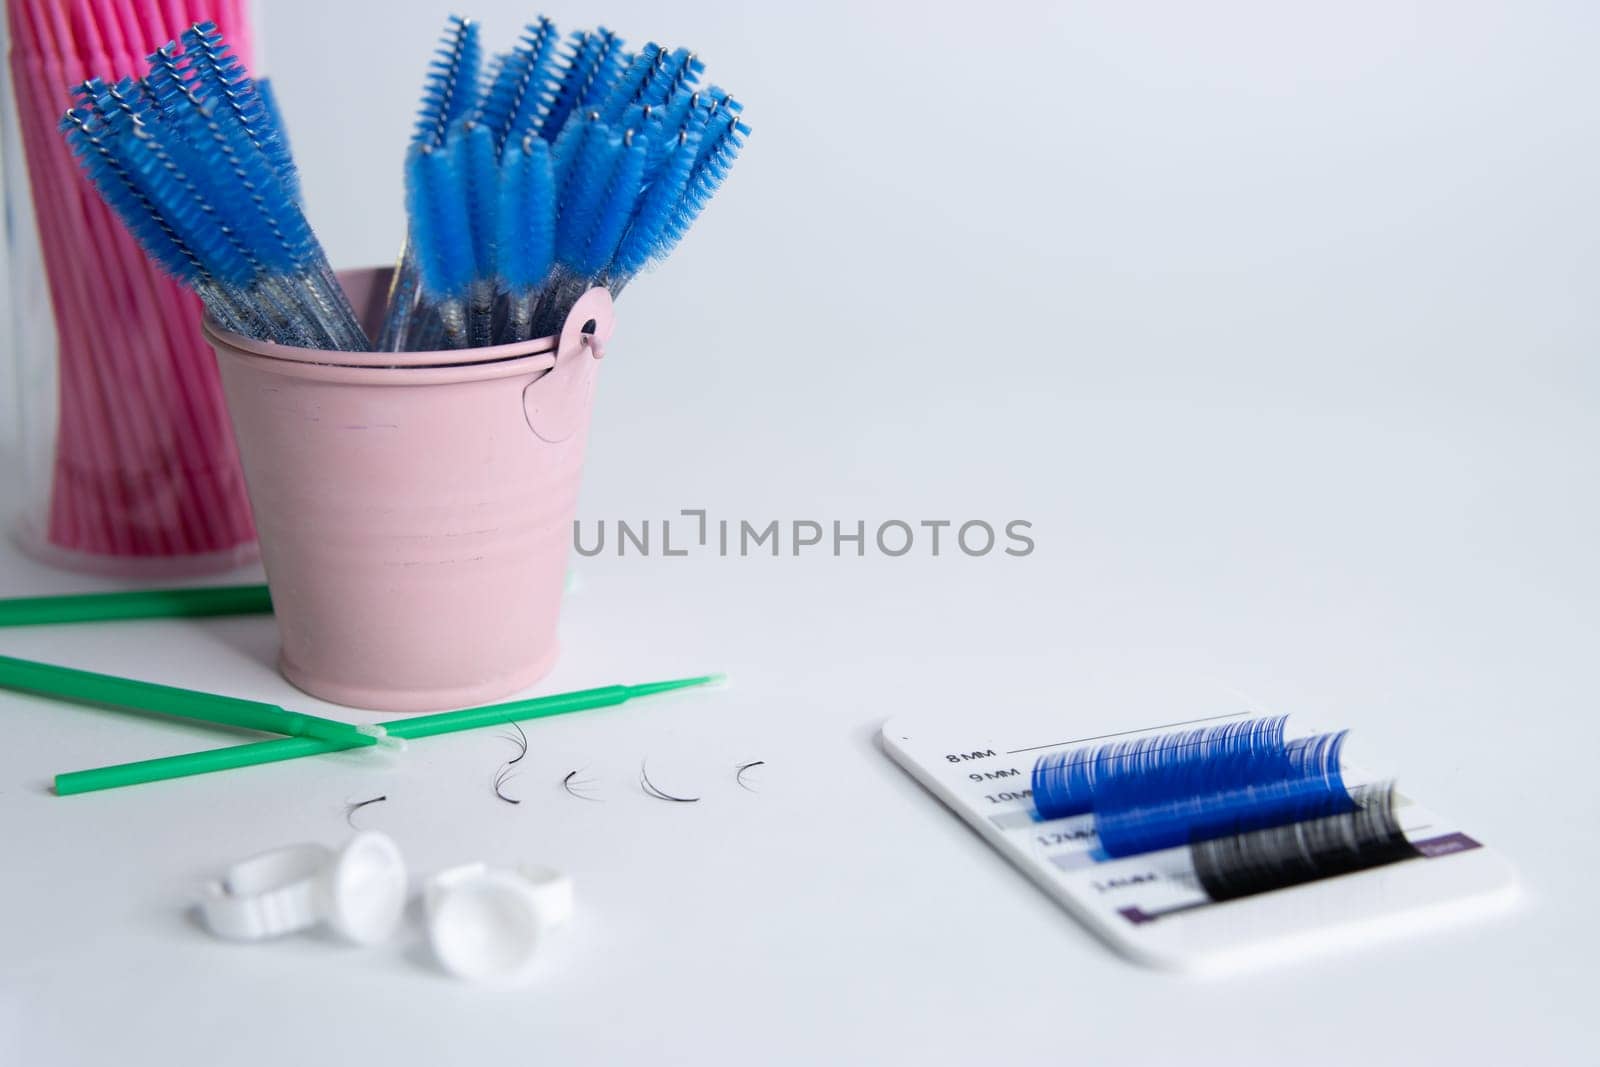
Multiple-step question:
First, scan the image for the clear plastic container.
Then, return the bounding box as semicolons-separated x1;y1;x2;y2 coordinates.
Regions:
2;1;258;576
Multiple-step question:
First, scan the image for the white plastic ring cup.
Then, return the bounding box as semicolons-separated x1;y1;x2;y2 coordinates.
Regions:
424;864;574;985
200;831;408;945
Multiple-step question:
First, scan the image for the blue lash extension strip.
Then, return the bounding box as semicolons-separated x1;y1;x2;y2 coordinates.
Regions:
1033;717;1354;857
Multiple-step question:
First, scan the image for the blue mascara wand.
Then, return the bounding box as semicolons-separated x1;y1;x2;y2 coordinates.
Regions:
479;17;559;155
538;28;625;142
74;77;305;342
252;80;297;200
657;98;748;253
380;15;484;351
145;44;367;351
608;125;702;283
60;22;369;353
596;43;662;125
180;24;301;204
604;90;748;293
404;141;475;348
415;15;483;148
496;133;556;342
447;119;501;346
525;110;624;335
385;15;746;348
554;119;625;271
580;128;648;279
181;25;351;338
637;47;704;109
59;105;267;339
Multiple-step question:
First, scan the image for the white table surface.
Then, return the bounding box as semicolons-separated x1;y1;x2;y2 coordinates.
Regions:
3;1;1597;1063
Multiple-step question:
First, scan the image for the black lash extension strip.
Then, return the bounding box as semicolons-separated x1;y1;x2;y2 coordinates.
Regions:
1190;783;1421;903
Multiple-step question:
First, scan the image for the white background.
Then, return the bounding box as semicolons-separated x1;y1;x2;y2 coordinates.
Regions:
3;1;1598;1063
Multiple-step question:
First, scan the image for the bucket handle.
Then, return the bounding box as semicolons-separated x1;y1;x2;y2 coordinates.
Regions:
523;287;615;444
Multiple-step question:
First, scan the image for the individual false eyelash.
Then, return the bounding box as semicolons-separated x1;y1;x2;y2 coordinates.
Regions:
640;759;699;802
502;721;528;763
562;768;601;801
494;764;522;804
1092;731;1355;858
492;723;528;804
345;795;388;829
735;760;765;793
1190;782;1419;902
1032;716;1292;820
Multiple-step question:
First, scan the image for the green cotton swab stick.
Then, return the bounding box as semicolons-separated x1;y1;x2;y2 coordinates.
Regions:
54;674;726;796
0;654;387;750
0;585;272;626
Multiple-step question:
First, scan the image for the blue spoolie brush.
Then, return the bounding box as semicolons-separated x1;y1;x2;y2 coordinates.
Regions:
177;25;362;348
59;23;368;353
59;103;267;339
603;89;748;294
538;28;625;143
71;77;304;343
252;79;298;201
379;15;483;351
383;17;746;348
556;120;626;271
496;134;556;342
637;47;705;109
404;141;474;348
478;17;559;155
526;112;623;335
416;15;483;146
181;24;301;205
579;129;648;286
145;43;366;351
448;119;500;347
637;94;748;275
607;125;703;287
596;43;662;125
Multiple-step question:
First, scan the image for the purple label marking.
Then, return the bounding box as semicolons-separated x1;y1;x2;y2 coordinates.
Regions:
1412;832;1482;858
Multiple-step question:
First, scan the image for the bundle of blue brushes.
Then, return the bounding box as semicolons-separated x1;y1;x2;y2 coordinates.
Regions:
384;16;748;350
60;23;369;352
59;15;748;354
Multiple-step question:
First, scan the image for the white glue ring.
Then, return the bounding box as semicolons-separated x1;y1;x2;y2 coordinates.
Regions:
424;864;574;985
200;832;407;946
323;831;408;945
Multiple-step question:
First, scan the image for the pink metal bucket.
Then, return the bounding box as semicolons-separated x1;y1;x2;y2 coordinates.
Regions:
203;268;613;712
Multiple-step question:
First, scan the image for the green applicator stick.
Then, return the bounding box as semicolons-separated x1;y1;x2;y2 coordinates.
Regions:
0;654;386;749
54;674;726;796
0;585;272;626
